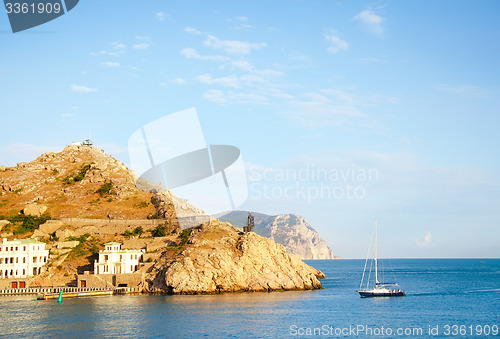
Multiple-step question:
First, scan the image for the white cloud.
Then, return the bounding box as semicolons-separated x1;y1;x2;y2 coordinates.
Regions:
112;41;126;50
91;42;125;57
180;47;229;62
236;16;248;22
133;43;150;50
184;26;201;35
60;113;75;118
195;74;240;88
324;30;349;54
203;34;266;54
280;88;372;127
415;231;433;249
155;12;167;21
102;61;120;68
135;35;150;41
203;89;227;104
231;60;283;77
90;50;119;57
435;84;489;98
171;78;186;85
354;10;384;36
202;89;268;105
70;84;98;93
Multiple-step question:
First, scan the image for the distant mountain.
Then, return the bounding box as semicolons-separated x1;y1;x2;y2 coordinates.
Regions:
218;211;336;260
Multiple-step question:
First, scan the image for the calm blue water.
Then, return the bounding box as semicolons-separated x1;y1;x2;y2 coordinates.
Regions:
0;259;498;338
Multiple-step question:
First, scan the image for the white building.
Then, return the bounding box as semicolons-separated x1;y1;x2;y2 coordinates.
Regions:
0;238;49;279
94;242;144;274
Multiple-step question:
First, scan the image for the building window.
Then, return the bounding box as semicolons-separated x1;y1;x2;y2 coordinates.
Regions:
16;257;18;263
23;257;26;263
15;247;18;251
33;257;37;263
23;269;25;276
23;246;26;251
104;255;108;261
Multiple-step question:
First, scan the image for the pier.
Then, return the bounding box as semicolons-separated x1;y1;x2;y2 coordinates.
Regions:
0;286;141;299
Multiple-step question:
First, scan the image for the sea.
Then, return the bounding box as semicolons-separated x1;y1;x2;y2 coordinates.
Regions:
0;259;498;338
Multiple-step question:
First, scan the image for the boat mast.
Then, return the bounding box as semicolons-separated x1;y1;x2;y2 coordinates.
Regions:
374;219;379;285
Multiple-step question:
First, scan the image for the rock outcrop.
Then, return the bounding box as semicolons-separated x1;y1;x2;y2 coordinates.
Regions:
145;220;324;294
219;211;336;260
23;203;48;217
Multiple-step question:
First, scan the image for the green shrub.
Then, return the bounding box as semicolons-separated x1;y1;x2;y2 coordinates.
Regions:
135;201;149;208
74;164;92;182
151;225;167;237
63;163;93;185
67;233;98;259
9;213;51;235
179;229;191;246
96;181;115;197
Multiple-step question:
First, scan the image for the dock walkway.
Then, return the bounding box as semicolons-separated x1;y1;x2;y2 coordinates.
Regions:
0;286;141;299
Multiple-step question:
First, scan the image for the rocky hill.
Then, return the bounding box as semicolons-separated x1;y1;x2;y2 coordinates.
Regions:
0;145;202;221
145;220;324;294
219;211;336;260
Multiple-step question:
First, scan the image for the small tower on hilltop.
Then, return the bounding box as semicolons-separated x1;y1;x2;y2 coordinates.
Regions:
243;212;254;233
82;139;93;146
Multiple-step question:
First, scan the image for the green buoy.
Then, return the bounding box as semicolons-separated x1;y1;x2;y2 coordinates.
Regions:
57;290;62;303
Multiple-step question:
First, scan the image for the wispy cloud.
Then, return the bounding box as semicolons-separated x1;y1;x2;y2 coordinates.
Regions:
102;61;120;68
184;26;201;35
354;10;384;36
91;41;125;57
202;89;268;105
231;60;283;77
324;30;349;54
133;43;150;50
203;34;266;54
195;74;240;88
112;41;126;50
171;78;186;85
70;84;98;93
435;84;489;98
415;231;433;248
203;89;227;104
180;47;229;62
155;12;167;21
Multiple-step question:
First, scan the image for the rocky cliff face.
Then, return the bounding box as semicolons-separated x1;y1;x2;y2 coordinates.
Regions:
219;211;336;260
144;220;324;294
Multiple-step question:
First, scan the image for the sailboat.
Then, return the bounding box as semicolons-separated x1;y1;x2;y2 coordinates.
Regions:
357;220;405;297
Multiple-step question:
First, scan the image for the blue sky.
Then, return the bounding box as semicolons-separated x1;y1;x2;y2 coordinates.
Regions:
1;1;499;258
